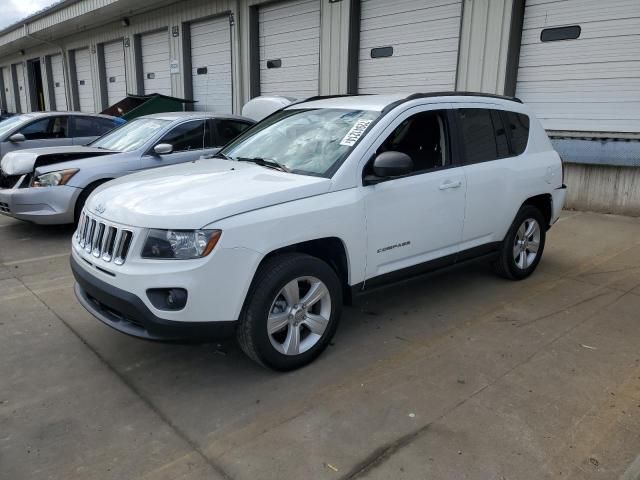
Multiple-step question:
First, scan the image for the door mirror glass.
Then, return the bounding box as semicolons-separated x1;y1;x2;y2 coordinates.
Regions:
154;143;173;155
372;151;413;178
9;133;25;142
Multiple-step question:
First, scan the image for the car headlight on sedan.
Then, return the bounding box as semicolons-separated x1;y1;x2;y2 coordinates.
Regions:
31;169;79;187
141;229;222;260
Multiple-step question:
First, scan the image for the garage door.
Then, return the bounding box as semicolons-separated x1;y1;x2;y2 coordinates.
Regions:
140;30;171;96
190;16;232;113
1;67;15;113
515;0;640;133
74;48;95;113
358;0;463;94
103;40;126;106
49;54;67;111
14;63;28;112
258;0;320;100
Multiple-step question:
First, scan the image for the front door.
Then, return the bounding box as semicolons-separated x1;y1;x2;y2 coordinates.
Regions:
3;116;72;156
362;106;466;280
142;120;218;169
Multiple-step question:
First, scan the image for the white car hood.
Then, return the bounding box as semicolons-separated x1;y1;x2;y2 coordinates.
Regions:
0;146;109;175
86;159;332;229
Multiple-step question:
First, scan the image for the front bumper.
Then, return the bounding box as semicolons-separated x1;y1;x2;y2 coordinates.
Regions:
71;255;237;341
0;185;79;224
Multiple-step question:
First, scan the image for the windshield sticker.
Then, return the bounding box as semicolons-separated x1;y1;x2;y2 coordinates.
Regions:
339;119;373;147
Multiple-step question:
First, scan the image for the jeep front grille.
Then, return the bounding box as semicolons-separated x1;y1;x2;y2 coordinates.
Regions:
76;212;133;265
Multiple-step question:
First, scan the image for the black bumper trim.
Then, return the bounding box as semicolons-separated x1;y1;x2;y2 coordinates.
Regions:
71;255;237;341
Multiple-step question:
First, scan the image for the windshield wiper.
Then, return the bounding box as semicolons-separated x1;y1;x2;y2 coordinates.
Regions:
236;157;290;173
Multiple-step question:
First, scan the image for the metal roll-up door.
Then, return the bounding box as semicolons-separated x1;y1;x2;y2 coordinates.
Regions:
50;54;68;111
140;30;171;96
258;0;320;100
358;0;463;94
515;0;640;133
15;63;28;112
103;41;126;106
2;67;15;113
74;48;95;112
190;16;232;113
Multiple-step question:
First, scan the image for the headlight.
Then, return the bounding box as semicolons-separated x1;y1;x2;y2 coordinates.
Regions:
31;169;79;187
141;229;222;260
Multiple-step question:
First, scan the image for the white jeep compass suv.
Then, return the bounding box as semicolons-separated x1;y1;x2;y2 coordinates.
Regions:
71;93;567;370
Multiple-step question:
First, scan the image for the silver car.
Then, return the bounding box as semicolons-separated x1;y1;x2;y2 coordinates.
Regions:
0;112;122;159
0;112;254;225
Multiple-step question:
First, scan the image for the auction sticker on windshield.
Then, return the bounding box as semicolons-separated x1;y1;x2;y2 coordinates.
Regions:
340;119;373;147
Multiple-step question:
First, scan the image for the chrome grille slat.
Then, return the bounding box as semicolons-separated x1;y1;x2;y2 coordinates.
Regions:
75;211;134;266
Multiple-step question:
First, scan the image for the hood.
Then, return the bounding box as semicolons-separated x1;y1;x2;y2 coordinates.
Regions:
86;159;332;229
0;146;114;176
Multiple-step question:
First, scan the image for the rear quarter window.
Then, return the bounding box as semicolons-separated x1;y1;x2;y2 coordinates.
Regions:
502;111;530;155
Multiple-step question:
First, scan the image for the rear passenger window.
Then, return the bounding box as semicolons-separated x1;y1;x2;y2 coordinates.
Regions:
215;120;252;146
458;109;508;164
73;116;115;137
502;111;530;155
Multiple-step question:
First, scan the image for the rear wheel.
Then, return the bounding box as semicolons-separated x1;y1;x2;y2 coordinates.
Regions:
492;205;546;280
237;253;342;370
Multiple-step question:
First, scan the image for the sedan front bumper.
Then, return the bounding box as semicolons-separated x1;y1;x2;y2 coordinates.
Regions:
0;185;79;224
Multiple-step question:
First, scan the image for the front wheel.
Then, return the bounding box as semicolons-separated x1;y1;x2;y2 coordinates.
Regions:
237;253;342;370
492;205;546;280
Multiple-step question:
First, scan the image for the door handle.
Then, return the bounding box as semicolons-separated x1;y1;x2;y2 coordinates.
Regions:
439;180;462;190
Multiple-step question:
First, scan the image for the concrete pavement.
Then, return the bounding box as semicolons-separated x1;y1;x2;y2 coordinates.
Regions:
1;211;639;479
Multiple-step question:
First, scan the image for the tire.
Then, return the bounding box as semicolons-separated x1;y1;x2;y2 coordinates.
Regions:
492;205;546;280
237;253;343;371
73;181;108;225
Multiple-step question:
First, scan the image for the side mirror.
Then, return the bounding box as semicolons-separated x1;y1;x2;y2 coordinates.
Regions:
9;133;25;143
153;143;173;155
372;151;413;178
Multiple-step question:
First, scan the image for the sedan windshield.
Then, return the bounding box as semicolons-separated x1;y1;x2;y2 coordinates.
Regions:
220;108;380;177
0;115;29;138
90;118;171;152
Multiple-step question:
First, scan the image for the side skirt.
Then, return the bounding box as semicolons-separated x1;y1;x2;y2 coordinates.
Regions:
351;242;501;297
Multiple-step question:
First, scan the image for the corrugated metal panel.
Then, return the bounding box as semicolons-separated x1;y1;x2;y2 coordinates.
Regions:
258;0;321;99
2;67;16;113
103;40;126;105
14;63;28;112
515;0;640;133
140;29;171;96
74;48;95;112
190;16;232;113
456;0;512;94
50;54;68;110
358;0;462;94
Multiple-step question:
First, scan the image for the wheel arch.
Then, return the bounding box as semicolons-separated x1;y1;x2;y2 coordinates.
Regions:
252;237;352;305
522;193;552;229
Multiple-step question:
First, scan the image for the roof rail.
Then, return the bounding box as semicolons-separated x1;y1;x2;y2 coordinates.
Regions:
380;91;522;115
404;91;523;103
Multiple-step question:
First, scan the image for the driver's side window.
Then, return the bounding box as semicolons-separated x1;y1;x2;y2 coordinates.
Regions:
158;120;205;152
366;110;450;177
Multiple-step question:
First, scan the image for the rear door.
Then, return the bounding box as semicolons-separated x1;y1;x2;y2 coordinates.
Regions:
71;116;117;145
457;106;517;247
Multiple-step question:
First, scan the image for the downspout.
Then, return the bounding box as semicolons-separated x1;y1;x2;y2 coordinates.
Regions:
23;23;72;111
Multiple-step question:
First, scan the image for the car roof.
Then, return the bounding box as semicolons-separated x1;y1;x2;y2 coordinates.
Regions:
12;111;117;119
289;92;524;112
140;111;254;122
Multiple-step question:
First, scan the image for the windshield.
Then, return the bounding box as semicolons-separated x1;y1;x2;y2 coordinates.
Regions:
90;118;171;152
221;108;380;177
0;115;29;138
